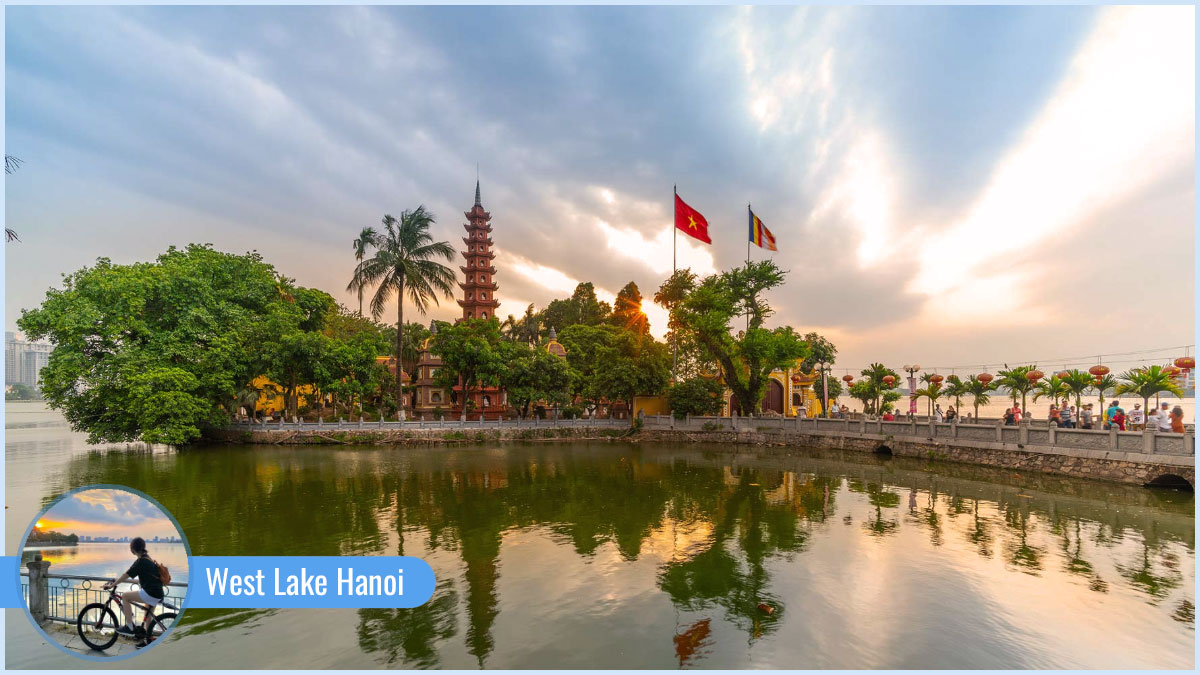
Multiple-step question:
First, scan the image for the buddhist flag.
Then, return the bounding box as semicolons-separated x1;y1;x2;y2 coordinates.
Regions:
749;209;776;251
674;193;711;244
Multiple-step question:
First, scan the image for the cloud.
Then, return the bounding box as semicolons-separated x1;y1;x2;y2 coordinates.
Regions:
5;5;1192;376
39;489;178;539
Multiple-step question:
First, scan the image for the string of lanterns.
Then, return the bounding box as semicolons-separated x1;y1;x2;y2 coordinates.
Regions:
835;353;1194;389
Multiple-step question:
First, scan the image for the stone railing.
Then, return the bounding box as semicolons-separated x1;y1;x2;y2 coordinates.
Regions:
640;413;1195;457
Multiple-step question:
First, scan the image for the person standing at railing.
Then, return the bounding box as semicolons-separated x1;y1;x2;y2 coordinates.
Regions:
102;537;165;639
1170;406;1185;433
1080;404;1094;429
1154;403;1174;432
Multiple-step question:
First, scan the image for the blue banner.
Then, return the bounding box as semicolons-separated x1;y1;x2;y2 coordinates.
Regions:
0;556;20;608
187;556;436;609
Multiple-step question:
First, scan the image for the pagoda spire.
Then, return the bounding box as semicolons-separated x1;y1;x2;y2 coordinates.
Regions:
474;179;481;207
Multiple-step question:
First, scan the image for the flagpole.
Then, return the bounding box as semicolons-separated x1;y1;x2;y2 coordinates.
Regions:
745;203;751;332
672;184;677;382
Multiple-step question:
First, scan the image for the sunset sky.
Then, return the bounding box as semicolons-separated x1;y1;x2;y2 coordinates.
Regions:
5;5;1194;376
31;488;179;541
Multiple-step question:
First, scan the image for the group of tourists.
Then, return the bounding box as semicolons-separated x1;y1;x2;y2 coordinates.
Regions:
998;400;1186;432
1099;401;1185;432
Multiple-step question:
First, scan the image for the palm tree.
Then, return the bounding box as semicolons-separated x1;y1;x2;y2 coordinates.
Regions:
1115;365;1184;416
347;226;379;316
860;363;899;416
357;207;456;416
500;314;519;342
914;384;943;417
996;365;1037;413
517;303;541;345
1060;369;1094;412
1092;373;1118;419
964;375;996;420
1032;374;1070;409
6;155;22;242
944;375;967;414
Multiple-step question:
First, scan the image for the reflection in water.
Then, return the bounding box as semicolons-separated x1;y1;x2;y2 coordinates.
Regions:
4;412;1195;669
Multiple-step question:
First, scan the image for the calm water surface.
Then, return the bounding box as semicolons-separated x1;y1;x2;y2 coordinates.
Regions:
4;402;1194;669
20;543;190;581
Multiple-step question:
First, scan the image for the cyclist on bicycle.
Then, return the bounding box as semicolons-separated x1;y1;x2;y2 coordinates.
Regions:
102;537;164;639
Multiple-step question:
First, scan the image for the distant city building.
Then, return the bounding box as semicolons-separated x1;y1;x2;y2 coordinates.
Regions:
5;331;52;389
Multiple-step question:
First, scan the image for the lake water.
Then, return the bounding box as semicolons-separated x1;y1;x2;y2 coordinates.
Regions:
4;402;1194;669
20;543;190;582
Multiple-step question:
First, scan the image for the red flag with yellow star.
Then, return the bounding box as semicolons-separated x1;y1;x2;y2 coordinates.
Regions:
674;193;711;244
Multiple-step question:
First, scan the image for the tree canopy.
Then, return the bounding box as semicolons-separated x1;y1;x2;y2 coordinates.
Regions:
19;245;314;444
659;261;809;414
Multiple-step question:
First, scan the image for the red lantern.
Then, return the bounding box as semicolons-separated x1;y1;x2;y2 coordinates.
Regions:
930;374;944;384
1026;370;1044;383
882;375;896;386
791;374;802;386
842;375;854;383
1088;365;1109;377
977;373;993;384
1165;366;1182;379
1055;370;1069;379
1174;356;1195;373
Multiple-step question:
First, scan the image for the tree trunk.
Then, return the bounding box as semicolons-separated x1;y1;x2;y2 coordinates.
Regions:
396;280;405;418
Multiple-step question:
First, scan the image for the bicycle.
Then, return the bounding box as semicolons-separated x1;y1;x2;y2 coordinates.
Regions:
75;585;178;651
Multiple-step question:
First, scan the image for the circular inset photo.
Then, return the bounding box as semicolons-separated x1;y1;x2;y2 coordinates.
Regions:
18;485;190;660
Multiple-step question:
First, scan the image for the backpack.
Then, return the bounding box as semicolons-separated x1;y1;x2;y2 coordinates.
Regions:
153;558;171;585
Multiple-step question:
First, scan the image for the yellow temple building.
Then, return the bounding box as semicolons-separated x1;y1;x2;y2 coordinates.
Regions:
718;361;826;417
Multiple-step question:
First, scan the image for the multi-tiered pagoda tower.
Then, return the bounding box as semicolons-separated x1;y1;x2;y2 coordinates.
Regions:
457;181;500;321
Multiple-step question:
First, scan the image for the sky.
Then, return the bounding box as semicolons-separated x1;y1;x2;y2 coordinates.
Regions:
31;488;180;540
4;5;1195;378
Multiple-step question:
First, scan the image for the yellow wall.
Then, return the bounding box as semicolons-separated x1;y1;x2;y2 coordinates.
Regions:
249;376;317;413
633;395;671;417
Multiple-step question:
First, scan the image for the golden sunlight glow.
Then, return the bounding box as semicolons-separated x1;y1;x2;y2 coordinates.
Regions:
908;6;1194;317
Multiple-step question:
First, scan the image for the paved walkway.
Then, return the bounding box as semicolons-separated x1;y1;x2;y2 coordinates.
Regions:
39;620;144;657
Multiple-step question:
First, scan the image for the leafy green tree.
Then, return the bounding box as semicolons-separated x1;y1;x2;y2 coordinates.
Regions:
798;332;837;372
316;318;389;419
430;318;505;421
594;330;671;414
610;281;650;335
18;245;294;444
348;226;378;316
355;207;456;415
996;365;1038;412
661;261;809;415
667;376;725;419
499;342;570;417
539;282;611;335
1115;365;1184;414
813;377;843;411
848;380;875;413
964;375;997;420
653;269;716;380
558;324;616;411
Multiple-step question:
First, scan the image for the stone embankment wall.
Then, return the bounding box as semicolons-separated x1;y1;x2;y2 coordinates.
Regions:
206;420;1194;489
635;428;1195;488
